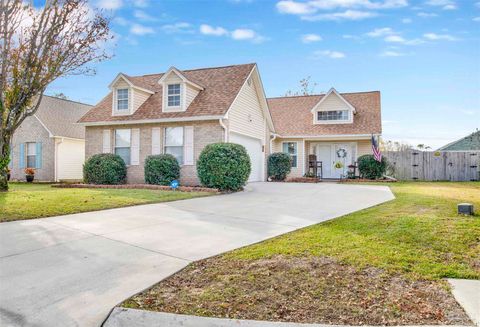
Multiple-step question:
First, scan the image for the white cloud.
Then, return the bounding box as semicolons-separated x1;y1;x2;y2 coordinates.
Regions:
130;23;154;35
417;12;438;17
302;10;378;21
301;33;322;43
161;22;193;34
276;0;315;14
402;18;412;23
384;34;424;45
134;10;157;21
366;27;396;37
231;28;256;40
312;50;346;59
425;0;457;10
380;50;406;56
423;32;457;40
473;17;480;22
113;17;129;26
96;0;123;10
200;24;229;36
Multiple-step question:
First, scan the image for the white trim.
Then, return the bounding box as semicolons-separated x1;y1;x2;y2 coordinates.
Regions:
108;73;154;94
163;82;184;112
281;141;299;169
219;118;228;142
33;115;54;137
78;115;224;126
52;136;85;141
224;65;275;133
302;139;306;176
311;88;356;125
276;134;377;140
158;67;204;90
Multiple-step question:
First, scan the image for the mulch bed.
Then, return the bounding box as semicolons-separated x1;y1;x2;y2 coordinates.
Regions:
52;183;219;193
123;255;471;326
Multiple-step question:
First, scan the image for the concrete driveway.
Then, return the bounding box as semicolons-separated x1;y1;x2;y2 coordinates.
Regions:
0;182;394;327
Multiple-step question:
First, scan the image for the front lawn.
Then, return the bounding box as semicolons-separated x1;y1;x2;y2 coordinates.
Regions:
0;183;212;222
124;182;480;325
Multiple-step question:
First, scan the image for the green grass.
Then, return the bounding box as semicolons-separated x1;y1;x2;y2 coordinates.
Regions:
0;183;212;222
228;182;480;280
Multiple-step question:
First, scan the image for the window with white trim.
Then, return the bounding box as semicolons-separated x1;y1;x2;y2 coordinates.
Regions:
165;127;184;164
167;84;181;107
26;142;36;168
317;110;349;121
115;129;131;165
282;142;297;168
116;88;129;111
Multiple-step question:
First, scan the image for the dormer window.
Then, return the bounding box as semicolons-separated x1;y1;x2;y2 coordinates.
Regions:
167;84;181;107
116;88;129;111
317;110;349;122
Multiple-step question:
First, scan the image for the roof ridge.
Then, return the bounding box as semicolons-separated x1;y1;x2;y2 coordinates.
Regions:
132;63;256;78
44;94;93;107
267;90;380;100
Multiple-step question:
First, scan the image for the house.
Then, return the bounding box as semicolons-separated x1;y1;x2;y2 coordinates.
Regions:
78;63;381;184
268;88;381;179
10;96;92;182
437;130;480;151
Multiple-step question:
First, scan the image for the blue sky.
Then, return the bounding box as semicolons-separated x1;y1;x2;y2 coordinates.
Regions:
48;0;480;148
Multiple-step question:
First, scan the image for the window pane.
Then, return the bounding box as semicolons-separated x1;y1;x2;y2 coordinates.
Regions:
291;155;297;168
168;84;180;95
27;142;36;155
115;129;131;147
27;156;36;168
118;99;128;110
165;146;183;164
168;95;180;107
117;89;128;99
115;147;130;165
317;110;349;121
282;142;297;168
165;127;183;146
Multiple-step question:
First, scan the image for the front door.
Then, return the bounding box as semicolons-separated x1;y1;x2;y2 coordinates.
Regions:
314;143;354;179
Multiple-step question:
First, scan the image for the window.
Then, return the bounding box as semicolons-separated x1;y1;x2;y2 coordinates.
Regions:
26;142;36;168
117;88;129;111
282;142;297;168
165;127;184;164
317;110;349;121
115;129;131;165
167;84;181;107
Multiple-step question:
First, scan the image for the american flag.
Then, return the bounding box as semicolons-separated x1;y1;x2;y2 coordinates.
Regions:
371;135;382;162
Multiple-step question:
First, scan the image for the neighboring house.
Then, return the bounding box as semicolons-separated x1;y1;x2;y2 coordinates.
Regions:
10;96;92;182
437;130;480;151
78;63;381;184
268;88;381;179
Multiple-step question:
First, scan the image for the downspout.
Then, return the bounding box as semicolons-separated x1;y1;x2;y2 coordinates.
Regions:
219;118;228;142
54;137;64;182
270;133;278;154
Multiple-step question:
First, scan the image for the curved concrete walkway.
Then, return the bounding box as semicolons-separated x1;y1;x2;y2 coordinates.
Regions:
0;182;394;327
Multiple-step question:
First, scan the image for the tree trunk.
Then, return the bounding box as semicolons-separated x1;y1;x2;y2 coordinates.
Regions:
0;134;12;192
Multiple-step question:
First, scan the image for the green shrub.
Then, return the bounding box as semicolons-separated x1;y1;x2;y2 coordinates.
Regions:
83;153;127;184
197;143;251;191
144;154;180;185
268;152;292;181
358;154;387;180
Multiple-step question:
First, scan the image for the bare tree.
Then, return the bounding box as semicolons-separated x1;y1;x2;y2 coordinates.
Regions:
0;0;112;191
285;76;320;96
52;92;68;100
380;139;413;152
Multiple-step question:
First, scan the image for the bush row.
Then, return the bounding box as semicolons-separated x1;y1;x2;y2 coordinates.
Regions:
83;143;251;191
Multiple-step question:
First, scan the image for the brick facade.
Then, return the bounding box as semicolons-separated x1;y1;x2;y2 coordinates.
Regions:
11;116;55;181
85;120;225;186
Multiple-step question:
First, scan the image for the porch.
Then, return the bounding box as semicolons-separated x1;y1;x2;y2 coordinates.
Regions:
272;136;373;179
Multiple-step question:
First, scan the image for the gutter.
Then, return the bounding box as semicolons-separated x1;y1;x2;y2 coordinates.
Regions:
270;133;278;154
77;115;224;126
54;137;64;182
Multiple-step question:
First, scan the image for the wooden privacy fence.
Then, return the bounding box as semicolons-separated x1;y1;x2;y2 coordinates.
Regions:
383;150;480;181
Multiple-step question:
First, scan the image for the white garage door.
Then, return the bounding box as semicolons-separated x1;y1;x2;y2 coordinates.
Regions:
230;133;263;182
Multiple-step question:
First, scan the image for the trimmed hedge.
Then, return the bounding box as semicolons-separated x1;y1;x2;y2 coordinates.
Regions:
197;143;251;191
83;153;127;185
144;154;180;186
358;154;387;180
268;152;292;181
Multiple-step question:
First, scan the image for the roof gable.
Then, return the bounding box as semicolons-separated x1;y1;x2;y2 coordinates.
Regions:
311;87;356;113
158;67;204;90
79;63;256;124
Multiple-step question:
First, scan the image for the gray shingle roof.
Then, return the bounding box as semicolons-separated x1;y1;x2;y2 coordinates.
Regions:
35;95;92;139
438;130;480;151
